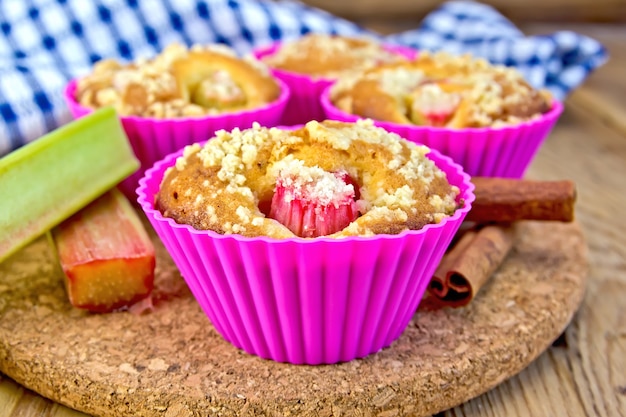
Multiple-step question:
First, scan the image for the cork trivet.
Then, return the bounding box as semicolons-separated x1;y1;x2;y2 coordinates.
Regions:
0;220;587;417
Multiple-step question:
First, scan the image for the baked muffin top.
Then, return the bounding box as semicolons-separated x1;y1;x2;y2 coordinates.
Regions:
156;120;460;239
330;51;553;128
261;33;409;79
75;43;280;118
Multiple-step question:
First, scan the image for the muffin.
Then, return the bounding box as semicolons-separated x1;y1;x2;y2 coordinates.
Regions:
254;34;416;125
138;120;474;364
322;51;563;177
64;43;290;199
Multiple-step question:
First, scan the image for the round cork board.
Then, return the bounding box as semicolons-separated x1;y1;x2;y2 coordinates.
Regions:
0;220;587;417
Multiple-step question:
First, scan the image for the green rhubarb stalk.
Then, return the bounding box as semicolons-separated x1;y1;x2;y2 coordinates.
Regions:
0;108;139;263
50;188;156;313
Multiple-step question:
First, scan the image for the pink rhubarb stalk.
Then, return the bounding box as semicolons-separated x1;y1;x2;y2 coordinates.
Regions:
51;189;156;313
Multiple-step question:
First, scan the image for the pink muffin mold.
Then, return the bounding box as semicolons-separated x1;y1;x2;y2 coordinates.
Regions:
137;136;474;365
63;78;290;200
321;84;563;179
254;40;416;126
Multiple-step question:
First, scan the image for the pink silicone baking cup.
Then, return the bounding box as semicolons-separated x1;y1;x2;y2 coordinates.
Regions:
321;85;563;178
137;141;474;365
62;78;290;199
254;42;417;126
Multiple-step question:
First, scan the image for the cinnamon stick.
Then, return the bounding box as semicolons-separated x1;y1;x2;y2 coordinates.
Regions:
468;177;576;223
425;224;515;308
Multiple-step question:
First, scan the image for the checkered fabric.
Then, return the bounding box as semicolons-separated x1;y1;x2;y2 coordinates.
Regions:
0;0;607;156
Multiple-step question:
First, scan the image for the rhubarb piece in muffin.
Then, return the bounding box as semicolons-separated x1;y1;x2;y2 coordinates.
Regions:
155;120;460;238
268;162;359;237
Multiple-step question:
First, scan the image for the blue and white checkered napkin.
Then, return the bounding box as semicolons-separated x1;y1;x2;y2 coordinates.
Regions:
0;0;607;156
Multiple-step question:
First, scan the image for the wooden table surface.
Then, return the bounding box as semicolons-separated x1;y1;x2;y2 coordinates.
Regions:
1;22;625;417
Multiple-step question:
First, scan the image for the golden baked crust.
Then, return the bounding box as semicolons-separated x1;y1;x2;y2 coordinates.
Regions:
76;43;280;117
262;34;408;79
331;51;553;128
156;120;460;239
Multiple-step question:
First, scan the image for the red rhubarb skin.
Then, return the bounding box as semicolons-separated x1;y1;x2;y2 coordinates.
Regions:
53;191;156;313
268;174;359;238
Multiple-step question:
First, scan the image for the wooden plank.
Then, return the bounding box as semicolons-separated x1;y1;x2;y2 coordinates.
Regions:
0;375;88;417
0;375;22;416
571;87;626;138
300;0;626;23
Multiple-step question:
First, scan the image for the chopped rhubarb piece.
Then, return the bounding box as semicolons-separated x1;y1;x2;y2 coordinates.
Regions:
334;170;361;200
50;189;156;313
424;112;453;126
269;160;359;237
410;82;462;127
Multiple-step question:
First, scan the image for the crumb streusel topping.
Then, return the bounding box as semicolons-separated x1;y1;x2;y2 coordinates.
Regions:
156;120;460;238
76;43;280;118
331;51;553;128
262;34;409;79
